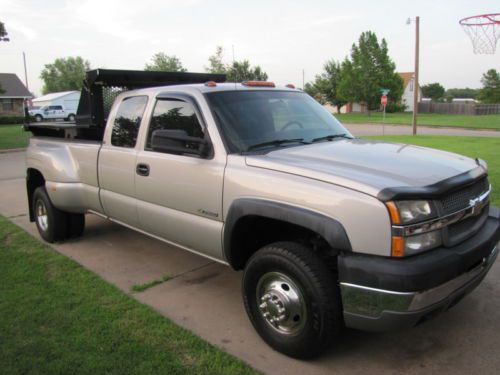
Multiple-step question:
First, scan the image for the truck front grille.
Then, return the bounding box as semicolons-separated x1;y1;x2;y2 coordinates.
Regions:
441;178;489;215
439;177;490;247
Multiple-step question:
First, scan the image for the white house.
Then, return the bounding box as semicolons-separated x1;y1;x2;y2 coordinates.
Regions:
33;91;80;112
399;72;422;112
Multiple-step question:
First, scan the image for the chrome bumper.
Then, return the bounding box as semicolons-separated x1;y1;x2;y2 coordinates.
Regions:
340;245;498;332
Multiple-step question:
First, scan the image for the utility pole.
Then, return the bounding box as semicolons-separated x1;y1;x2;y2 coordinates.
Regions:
412;16;420;135
23;52;29;91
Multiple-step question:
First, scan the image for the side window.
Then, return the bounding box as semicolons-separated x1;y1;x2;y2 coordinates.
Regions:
146;99;204;150
111;96;148;148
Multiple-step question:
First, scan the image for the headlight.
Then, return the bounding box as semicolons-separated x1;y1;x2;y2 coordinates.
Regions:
404;230;442;256
386;200;440;257
394;200;437;224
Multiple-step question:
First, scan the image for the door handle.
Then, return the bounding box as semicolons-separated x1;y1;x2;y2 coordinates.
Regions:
136;163;150;176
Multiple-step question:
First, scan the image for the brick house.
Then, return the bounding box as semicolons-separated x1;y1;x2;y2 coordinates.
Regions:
0;73;33;116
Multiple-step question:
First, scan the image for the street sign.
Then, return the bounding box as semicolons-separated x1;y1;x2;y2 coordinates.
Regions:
381;95;388;106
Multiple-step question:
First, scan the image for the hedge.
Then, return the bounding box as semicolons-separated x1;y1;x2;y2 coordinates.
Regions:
0;116;25;125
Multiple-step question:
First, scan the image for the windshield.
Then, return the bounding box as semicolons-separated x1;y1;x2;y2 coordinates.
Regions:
205;90;352;153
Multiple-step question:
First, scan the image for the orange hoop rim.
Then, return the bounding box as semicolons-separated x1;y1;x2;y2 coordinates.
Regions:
459;13;500;26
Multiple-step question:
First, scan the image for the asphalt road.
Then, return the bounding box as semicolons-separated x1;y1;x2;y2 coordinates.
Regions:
1;151;499;375
344;123;500;137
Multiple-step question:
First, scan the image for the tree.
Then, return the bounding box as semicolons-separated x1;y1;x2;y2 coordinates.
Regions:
226;60;268;82
444;87;478;102
477;69;500;104
309;60;347;112
145;53;187;72
421;82;445;101
40;56;91;94
205;46;226;74
338;31;403;111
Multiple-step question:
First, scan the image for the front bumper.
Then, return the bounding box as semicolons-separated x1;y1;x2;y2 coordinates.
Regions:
339;206;500;332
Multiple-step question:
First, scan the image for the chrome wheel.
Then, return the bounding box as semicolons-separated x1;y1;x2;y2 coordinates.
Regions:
256;272;307;335
36;200;49;232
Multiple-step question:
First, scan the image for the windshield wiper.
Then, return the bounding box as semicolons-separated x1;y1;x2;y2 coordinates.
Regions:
311;133;351;143
246;138;307;151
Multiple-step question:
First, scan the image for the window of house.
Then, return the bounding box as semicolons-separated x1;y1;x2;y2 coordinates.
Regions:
409;79;414;92
145;99;204;151
110;96;148;148
2;99;14;111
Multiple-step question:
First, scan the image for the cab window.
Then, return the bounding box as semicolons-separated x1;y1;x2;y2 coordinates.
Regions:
145;99;204;151
111;96;148;148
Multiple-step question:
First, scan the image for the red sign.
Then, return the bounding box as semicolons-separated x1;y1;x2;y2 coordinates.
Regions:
381;95;388;106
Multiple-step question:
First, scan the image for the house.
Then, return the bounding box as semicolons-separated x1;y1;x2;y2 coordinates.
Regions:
0;73;33;116
399;72;422;112
32;90;80;111
343;72;422;113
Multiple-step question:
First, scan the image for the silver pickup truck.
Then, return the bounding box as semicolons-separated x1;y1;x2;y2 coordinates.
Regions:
25;69;500;359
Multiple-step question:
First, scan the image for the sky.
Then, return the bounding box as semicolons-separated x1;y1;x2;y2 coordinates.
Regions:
1;0;499;96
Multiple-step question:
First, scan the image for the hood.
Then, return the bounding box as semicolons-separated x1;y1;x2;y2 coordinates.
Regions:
245;139;480;198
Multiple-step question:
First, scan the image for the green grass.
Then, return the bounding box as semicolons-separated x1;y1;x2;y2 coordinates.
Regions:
367;135;500;205
336;112;500;130
0;216;259;375
131;274;172;293
0;124;30;149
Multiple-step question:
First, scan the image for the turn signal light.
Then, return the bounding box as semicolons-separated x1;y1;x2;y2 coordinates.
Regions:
286;84;295;89
205;81;217;87
242;81;275;87
391;236;405;257
385;201;401;225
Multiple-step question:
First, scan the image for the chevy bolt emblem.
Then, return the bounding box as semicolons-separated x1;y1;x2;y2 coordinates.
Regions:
469;197;481;215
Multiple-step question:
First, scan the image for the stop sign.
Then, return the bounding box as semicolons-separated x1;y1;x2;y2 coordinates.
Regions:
381;95;388;106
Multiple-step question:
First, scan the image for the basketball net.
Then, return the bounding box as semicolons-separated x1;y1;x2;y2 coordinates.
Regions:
460;13;500;54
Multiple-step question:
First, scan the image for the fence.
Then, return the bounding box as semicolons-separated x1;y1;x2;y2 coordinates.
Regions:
418;102;500;115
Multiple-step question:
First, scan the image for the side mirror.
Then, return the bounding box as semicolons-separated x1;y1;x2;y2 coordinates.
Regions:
151;129;211;157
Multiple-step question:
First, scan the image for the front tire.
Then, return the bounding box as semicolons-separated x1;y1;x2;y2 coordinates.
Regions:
242;242;342;359
33;186;68;243
67;114;75;121
34;114;43;122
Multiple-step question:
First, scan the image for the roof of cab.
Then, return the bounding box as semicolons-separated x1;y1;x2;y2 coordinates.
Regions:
127;82;301;96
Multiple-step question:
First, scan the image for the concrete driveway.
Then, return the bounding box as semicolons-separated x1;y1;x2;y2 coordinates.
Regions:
1;150;499;375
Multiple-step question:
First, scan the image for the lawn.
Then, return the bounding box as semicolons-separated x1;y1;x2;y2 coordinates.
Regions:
0;216;259;375
336;112;500;130
0;124;30;150
367;135;500;206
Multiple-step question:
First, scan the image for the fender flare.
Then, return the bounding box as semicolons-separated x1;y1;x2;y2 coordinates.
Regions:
223;198;351;267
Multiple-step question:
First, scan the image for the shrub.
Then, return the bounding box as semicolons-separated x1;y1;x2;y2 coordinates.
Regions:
385;102;407;113
0;116;25;125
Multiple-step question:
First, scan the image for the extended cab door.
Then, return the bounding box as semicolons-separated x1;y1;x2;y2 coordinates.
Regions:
98;95;149;227
135;95;225;260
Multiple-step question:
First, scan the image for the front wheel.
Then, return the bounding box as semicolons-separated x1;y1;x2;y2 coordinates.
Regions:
67;114;75;121
34;114;43;122
242;242;342;359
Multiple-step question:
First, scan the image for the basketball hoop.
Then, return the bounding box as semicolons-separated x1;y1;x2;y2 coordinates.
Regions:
459;13;500;54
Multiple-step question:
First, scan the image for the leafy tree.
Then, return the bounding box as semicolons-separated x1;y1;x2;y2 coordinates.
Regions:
310;60;346;112
338;31;403;110
205;46;226;74
477;69;500;104
40;56;91;94
145;53;187;72
304;82;326;104
421;82;445;101
444;87;478;102
0;20;7;39
226;60;268;82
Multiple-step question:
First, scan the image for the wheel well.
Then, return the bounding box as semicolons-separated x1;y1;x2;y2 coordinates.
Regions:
27;168;45;221
228;216;338;270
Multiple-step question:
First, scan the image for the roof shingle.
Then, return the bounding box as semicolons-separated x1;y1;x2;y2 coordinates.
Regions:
0;73;32;98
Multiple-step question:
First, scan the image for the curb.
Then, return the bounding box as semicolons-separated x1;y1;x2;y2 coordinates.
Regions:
0;148;26;154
